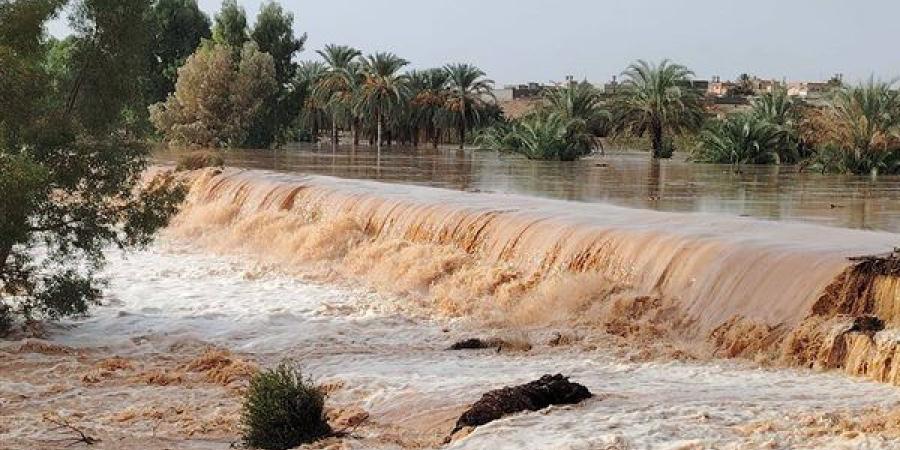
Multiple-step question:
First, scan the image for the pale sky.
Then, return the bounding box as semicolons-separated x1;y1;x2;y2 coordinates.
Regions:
47;0;900;85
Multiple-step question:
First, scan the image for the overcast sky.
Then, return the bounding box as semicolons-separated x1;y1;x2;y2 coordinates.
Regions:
47;0;900;85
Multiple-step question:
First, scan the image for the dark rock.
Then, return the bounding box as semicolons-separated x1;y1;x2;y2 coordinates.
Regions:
850;315;885;335
451;374;592;434
448;338;495;350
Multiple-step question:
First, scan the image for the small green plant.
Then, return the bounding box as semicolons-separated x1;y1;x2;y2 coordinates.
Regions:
241;361;331;450
175;150;225;171
692;113;784;166
0;304;13;337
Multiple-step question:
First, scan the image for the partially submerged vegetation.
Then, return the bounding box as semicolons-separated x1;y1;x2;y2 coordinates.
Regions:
241;361;330;450
176;150;226;171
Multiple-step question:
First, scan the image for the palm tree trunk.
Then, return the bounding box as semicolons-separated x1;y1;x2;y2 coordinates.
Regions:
651;120;663;159
376;111;383;158
459;100;467;150
332;117;338;145
352;119;360;146
432;127;440;149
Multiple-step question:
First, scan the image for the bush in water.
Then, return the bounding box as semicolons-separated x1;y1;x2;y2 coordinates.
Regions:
176;151;226;171
241;361;331;449
476;112;595;161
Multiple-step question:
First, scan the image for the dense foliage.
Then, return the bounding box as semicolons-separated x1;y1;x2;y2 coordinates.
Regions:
241;362;330;450
476;81;601;160
0;0;185;335
693;113;784;165
149;41;277;147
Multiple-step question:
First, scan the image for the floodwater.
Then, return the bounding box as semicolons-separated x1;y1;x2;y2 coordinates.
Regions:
5;244;900;449
156;145;900;233
4;146;900;449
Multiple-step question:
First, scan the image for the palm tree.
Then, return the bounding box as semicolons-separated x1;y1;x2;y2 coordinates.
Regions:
822;78;900;175
611;59;704;158
295;61;329;142
751;86;802;162
314;44;362;145
407;68;450;148
694;113;783;166
541;80;609;136
354;52;409;156
444;63;494;149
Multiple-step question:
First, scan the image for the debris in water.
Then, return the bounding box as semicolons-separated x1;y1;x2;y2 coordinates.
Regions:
448;338;496;350
450;374;592;435
849;315;885;335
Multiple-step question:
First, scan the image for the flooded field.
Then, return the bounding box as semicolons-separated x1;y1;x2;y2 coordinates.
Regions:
156;146;900;232
4;148;900;449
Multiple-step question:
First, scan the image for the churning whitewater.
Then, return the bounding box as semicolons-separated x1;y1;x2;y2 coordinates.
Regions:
4;166;900;449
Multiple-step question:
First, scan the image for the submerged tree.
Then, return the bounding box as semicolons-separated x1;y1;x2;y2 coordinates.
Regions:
314;44;362;145
409;68;450;148
611;59;704;158
812;79;900;175
355;52;409;155
0;0;185;334
540;80;609;136
693;113;784;166
149;42;277;147
295;60;329;142
444;63;494;149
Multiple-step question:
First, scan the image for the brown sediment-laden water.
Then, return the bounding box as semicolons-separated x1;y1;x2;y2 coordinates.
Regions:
4;149;900;449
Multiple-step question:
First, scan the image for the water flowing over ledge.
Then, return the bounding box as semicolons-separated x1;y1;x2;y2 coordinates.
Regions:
171;167;900;383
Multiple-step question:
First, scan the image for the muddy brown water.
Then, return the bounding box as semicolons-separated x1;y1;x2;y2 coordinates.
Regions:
155;145;900;233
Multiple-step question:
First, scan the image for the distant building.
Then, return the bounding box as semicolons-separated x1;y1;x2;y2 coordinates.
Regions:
601;75;709;95
706;75;837;100
786;81;832;98
492;82;548;102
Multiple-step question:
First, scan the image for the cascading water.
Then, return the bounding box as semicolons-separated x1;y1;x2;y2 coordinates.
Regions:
172;167;900;384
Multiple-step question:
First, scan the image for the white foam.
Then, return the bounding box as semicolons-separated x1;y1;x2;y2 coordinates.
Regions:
47;243;900;449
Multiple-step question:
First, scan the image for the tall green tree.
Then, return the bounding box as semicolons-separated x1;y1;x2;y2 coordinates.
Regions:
444;63;494;149
244;1;306;148
212;0;247;50
0;0;185;334
314;44;362;144
147;0;211;102
355;52;409;156
251;1;305;85
611;59;704;158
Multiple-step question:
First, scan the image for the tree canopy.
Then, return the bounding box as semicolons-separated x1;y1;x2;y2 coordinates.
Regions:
0;0;185;334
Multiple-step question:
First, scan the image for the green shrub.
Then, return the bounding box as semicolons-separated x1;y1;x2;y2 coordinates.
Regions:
175;150;225;171
692;113;784;165
808;145;900;176
241;361;331;450
0;304;13;337
476;112;595;161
